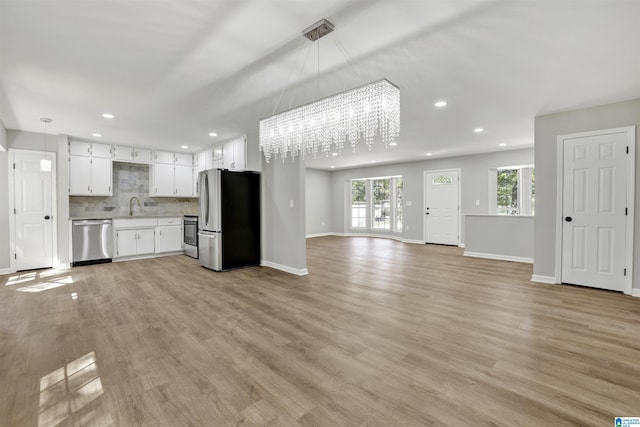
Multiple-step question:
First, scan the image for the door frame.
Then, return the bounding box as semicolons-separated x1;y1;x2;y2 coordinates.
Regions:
554;126;635;294
423;168;461;246
8;148;59;273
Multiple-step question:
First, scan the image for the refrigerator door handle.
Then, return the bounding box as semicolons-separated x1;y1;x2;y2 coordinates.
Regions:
204;173;210;227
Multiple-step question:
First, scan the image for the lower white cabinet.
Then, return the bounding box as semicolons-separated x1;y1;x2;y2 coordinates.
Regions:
157;225;182;252
113;217;182;258
115;228;155;257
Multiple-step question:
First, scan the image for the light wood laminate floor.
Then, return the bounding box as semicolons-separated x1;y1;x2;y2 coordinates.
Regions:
1;236;640;426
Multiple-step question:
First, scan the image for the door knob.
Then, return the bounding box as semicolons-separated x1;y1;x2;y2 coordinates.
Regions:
44;215;51;220
565;216;572;222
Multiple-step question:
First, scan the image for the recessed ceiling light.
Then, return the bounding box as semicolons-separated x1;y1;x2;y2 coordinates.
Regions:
92;133;102;137
102;113;114;119
181;145;189;149
370;160;376;163
389;142;398;146
435;101;447;108
330;166;335;169
474;128;484;133
209;132;217;137
499;143;507;147
426;152;432;156
331;152;338;156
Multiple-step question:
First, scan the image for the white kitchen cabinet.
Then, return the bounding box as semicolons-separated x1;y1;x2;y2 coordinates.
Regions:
136;229;156;255
115;229;138;257
157;225;182;253
150;150;196;197
113;146;153;164
175;153;192;166
69;141;92;157
69;156;92;195
154;151;175;164
91;143;112;159
152;163;175;196
69;155;112;196
90;157;112;196
133;148;152;163
112;145;134;162
174;164;193;197
215;136;246;170
212;145;223;169
115;228;155;257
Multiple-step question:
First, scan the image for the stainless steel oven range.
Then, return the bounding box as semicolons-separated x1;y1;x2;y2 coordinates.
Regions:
183;215;198;258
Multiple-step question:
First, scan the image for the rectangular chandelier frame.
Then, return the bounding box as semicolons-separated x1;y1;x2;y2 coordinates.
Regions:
259;78;400;163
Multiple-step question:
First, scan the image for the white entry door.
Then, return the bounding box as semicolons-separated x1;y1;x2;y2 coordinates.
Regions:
424;169;460;245
561;128;634;292
12;150;56;271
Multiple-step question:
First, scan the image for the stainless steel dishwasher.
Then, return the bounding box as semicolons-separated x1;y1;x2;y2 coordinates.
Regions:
72;219;114;266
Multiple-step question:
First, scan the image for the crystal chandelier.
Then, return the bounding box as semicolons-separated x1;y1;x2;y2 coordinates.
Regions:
259;20;400;163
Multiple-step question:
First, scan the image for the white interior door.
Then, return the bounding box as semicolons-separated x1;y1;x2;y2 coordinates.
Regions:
12;150;55;271
561;130;631;292
424;170;460;245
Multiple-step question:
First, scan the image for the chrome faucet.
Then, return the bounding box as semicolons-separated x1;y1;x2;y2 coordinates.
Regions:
129;196;141;216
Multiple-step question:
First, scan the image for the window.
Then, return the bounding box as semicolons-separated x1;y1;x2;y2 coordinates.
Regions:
491;166;535;215
372;179;390;229
349;176;402;232
395;177;403;232
351;180;367;228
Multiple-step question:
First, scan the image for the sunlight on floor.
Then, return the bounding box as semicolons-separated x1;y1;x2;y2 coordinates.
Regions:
38;351;113;427
4;268;75;293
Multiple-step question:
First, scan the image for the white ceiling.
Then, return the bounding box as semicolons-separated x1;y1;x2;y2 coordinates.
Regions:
1;0;639;170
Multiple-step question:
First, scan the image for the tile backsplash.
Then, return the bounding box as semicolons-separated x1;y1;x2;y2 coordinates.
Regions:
69;162;198;218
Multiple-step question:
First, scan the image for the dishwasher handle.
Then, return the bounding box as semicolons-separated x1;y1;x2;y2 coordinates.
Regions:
73;219;113;226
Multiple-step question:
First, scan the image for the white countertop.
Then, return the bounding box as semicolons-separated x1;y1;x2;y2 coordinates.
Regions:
69;215;190;220
463;213;534;218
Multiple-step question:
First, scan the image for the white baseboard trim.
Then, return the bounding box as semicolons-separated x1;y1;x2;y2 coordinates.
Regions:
458;243;465;248
463;251;533;264
402;239;425;245
305;232;424;245
530;275;557;284
306;232;334;238
631;289;640;298
0;267;13;275
261;260;309;276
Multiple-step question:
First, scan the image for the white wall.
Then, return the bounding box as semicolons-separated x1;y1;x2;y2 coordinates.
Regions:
305;169;333;236
261;156;307;274
327;148;534;244
534;98;640;289
464;215;534;262
0;120;9;270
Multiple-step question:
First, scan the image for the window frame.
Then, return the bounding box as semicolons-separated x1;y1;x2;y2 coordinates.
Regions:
348;176;403;233
489;165;535;216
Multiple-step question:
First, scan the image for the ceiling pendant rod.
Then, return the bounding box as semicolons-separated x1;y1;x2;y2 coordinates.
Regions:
330;33;363;81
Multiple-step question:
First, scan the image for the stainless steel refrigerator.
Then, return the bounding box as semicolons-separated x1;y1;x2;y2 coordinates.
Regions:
198;169;261;271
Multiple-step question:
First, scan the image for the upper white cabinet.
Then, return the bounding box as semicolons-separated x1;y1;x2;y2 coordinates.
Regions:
69;141;112;158
154;151;175;164
68;141;112;196
150;151;194;197
213;136;246;171
175;153;192;166
112;145;152;164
